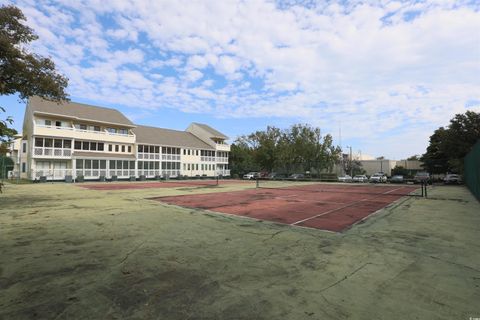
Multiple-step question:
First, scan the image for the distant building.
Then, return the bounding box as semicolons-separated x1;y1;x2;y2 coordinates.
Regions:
10;97;230;181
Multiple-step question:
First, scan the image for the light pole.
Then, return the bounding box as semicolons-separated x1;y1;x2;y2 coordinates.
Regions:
346;145;352;177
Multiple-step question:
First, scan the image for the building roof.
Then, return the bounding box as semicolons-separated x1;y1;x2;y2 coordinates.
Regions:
29;96;134;127
133;125;214;149
72;151;136;159
191;122;228;139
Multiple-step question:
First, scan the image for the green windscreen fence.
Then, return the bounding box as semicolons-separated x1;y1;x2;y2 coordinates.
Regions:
464;140;480;201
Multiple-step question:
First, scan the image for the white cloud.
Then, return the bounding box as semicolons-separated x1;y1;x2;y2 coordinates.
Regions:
12;0;480;157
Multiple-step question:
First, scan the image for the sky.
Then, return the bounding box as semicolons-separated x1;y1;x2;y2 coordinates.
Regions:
1;0;479;159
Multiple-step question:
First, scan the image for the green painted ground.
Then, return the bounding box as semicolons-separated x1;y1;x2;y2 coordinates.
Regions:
0;182;479;319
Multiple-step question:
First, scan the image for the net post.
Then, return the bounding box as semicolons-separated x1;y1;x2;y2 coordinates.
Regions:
421;181;424;197
424;181;428;198
216;174;219;186
256;177;259;188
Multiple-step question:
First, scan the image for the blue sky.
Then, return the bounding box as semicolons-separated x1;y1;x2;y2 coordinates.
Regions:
1;0;479;159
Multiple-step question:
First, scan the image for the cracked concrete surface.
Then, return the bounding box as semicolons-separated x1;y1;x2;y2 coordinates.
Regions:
0;182;479;319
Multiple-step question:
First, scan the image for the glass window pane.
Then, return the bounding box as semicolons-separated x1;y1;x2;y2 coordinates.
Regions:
44;138;53;147
100;160;106;169
117;160;122;169
91;142;97;150
97;143;104;151
35;138;43;147
93;160;99;169
82;141;89;150
109;160;116;169
85;160;92;169
76;160;83;169
64;140;71;148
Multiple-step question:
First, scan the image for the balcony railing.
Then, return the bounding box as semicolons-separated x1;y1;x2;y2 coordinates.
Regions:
36;124;134;137
216;170;231;176
138;153;161;160
162;155;181;161
216;157;229;163
200;156;216;162
34;147;72;158
33;169;73;180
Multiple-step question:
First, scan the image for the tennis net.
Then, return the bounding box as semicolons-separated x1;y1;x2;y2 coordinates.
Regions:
256;179;423;197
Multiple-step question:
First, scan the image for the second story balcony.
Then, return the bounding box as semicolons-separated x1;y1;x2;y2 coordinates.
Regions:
214;143;230;152
34;122;136;144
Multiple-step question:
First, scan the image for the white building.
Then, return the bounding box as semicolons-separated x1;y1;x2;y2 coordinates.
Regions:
10;97;230;181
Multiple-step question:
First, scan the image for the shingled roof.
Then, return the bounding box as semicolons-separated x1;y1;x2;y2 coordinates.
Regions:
29;96;134;127
191;123;228;139
133;125;214;149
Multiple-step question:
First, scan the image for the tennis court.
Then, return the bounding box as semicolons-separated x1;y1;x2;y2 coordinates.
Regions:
153;182;420;232
79;179;250;190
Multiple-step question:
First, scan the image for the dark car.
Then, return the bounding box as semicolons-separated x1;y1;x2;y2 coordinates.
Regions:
289;173;305;180
390;175;404;183
444;174;462;185
414;172;430;184
268;172;287;180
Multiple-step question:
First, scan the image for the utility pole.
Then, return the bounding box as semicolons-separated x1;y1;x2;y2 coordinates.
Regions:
346;145;353;177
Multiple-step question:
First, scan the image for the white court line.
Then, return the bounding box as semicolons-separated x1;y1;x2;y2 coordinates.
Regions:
290;186;406;226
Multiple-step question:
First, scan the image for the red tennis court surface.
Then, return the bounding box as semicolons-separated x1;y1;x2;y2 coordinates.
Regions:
152;184;419;232
79;180;251;190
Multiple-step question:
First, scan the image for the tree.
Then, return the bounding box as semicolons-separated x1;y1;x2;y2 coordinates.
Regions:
229;124;341;176
0;4;69;141
421;111;480;173
407;155;420;161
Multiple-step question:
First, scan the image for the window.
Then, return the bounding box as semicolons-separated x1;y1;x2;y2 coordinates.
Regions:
45;120;51;126
100;160;106;169
196;164;198;170
138;145;143;152
183;149;186;155
183;163;186;170
121;145;125;152
107;128;117;134
119;129;128;135
22;142;26;153
188;149;191;155
196;150;199;156
82;141;90;150
54;139;62;148
109;160;116;169
35;138;43;147
74;141;82;150
128;146;131;153
44;138;53;148
76;160;83;169
115;145;119;152
80;124;87;130
98;143;104;151
22;162;26;173
91;142;97;150
109;144;113;152
55;121;62;127
94;126;100;132
64;140;71;148
155;146;160;153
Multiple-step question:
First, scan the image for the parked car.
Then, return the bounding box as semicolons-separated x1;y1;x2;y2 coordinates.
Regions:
369;173;387;183
267;172;287;180
390;175;404;183
444;174;462;185
414;172;430;184
289;173;305;180
243;172;258;180
338;175;353;183
353;175;368;183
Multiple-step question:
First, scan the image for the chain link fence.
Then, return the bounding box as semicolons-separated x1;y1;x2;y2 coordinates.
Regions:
464;140;480;201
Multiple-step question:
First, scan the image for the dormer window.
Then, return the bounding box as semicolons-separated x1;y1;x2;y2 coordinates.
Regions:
45;120;51;126
119;129;128;135
94;126;101;132
55;121;62;127
107;128;117;134
80;124;87;130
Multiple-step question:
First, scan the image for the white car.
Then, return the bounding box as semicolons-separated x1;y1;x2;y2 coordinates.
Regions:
353;175;368;183
338;175;353;182
369;173;387;183
243;172;258;180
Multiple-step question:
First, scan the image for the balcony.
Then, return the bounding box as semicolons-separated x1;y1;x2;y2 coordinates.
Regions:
33;147;72;158
201;156;216;162
216;157;229;163
34;124;135;143
215;143;230;152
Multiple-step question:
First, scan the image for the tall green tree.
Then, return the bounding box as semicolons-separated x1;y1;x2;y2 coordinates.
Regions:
0;4;69;141
421;111;480;173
